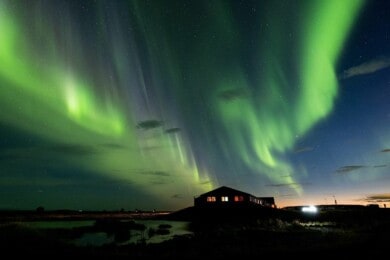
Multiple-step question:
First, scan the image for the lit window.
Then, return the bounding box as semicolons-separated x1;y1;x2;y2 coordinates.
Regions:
234;196;244;202
207;196;216;202
221;196;229;202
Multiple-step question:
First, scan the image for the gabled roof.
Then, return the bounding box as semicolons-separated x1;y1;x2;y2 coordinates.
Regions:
198;186;254;198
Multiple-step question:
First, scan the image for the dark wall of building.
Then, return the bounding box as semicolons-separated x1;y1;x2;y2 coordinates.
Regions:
194;186;275;208
194;194;251;208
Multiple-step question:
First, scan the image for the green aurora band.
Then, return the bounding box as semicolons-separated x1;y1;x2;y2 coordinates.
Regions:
0;0;364;208
0;1;211;208
216;0;364;193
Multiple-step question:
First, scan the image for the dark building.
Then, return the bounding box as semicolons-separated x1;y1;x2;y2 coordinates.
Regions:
194;186;276;208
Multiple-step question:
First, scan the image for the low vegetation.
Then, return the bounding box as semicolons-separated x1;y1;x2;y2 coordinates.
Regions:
1;208;389;257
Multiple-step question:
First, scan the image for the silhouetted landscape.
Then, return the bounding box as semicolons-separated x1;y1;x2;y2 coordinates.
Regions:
1;205;389;258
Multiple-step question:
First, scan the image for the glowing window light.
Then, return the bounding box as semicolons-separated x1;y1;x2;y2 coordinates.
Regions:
301;205;318;213
221;196;229;202
207;196;216;202
234;196;244;202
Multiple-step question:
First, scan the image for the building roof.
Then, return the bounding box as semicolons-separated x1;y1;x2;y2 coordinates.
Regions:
197;186;255;198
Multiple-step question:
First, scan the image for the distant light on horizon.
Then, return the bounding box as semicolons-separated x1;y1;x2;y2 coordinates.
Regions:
301;206;318;213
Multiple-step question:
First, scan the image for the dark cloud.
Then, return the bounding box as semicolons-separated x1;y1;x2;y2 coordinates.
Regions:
136;120;163;130
374;165;387;168
171;194;183;199
165;127;181;134
277;194;297;197
140;171;170;177
218;88;247;101
294;146;314;153
336;165;366;174
341;57;390;79
0;174;132;187
49;144;98;155
363;194;390;203
265;182;311;187
381;149;390;153
0;144;98;161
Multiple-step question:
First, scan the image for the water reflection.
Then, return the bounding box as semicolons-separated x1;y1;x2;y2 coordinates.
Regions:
24;220;192;246
75;232;114;246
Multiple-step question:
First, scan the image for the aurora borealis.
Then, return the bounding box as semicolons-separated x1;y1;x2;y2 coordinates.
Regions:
1;0;389;210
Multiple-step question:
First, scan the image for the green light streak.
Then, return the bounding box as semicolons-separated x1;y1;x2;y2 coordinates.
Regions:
216;0;363;194
0;3;208;208
64;76;124;136
0;0;366;208
297;0;364;133
0;5;125;140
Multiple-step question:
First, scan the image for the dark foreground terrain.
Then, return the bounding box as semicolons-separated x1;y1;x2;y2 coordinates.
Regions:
1;207;389;258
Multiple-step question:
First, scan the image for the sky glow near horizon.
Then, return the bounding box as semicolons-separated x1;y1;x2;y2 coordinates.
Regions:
0;0;389;210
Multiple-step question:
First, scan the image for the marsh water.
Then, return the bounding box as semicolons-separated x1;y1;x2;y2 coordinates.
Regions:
22;220;192;246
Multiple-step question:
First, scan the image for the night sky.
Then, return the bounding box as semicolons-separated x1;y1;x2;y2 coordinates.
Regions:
0;0;389;211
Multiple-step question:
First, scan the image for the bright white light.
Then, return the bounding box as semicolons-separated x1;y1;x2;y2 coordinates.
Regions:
301;205;318;213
